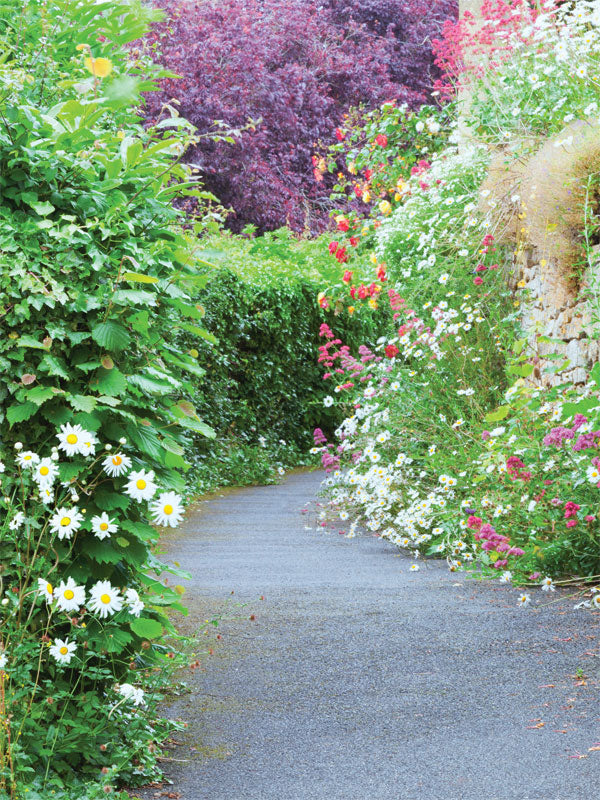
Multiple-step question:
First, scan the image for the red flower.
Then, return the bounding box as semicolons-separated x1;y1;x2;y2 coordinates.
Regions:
357;284;368;299
364;169;373;181
375;134;388;147
337;217;350;232
335;127;345;141
328;241;339;255
342;270;353;284
385;344;399;358
376;266;387;281
334;247;348;263
473;276;484;285
349;236;359;247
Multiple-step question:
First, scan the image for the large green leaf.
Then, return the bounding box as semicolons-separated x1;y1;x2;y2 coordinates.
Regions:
91;321;131;352
129;617;163;639
6;401;38;425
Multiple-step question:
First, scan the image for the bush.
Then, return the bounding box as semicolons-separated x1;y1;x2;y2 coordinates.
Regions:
144;0;457;233
0;0;216;793
186;230;391;490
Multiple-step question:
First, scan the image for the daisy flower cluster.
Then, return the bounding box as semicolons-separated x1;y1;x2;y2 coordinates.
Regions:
437;0;600;140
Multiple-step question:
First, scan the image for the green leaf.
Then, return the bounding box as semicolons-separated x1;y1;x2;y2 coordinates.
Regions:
127;423;164;460
112;289;157;307
91;367;127;396
95;491;130;511
91;321;131;352
39;354;70;380
177;322;217;344
26;386;57;406
17;335;49;350
6;401;37;426
591;362;600;389
67;394;97;413
58;462;85;482
121;272;159;284
484;405;510;424
177;416;216;438
129;617;163;639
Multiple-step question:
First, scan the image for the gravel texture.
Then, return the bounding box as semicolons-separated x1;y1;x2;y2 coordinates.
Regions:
132;470;600;800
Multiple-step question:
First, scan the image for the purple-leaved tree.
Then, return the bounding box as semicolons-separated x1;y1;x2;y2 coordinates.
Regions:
145;0;457;232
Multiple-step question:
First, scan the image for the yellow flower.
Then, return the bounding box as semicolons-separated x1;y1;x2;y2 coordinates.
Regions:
117;130;125;140
76;43;89;52
84;57;113;79
394;192;402;202
379;200;392;215
348;162;357;175
348;306;355;315
517;280;526;288
362;190;371;203
370;253;378;265
368;298;378;309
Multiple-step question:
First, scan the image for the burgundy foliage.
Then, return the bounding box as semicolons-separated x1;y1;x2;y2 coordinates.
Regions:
145;0;457;232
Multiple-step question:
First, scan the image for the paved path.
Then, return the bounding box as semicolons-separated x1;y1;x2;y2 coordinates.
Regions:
135;470;600;800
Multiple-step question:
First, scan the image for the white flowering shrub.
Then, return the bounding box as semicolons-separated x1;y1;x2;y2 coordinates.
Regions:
0;426;189;795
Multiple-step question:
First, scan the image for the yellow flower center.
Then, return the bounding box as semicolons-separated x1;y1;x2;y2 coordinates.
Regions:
100;522;108;531
64;589;74;600
40;466;49;475
136;479;146;490
164;504;173;515
112;455;122;465
60;517;71;527
66;434;78;445
24;455;31;461
59;646;68;655
46;583;53;594
100;594;111;604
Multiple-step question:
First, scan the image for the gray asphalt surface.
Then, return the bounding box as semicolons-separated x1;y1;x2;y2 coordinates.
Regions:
134;470;600;800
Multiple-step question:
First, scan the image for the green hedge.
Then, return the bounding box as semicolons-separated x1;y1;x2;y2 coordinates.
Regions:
186;231;389;486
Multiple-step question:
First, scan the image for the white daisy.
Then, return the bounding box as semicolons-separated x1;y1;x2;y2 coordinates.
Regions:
16;451;39;469
39;487;54;506
118;683;145;706
150;491;184;528
124;469;157;502
410;564;420;571
88;580;123;618
499;570;512;584
592;594;600;610
80;433;98;457
54;577;85;613
517;593;531;607
91;512;118;540
323;396;334;408
587;464;600;483
541;576;555;592
102;453;131;478
32;458;59;487
56;423;92;457
49;638;77;665
37;577;54;603
125;588;144;617
8;512;24;531
49;507;83;540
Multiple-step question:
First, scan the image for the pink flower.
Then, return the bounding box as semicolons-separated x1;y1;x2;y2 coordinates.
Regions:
585;515;595;523
528;572;541;580
473;276;484;285
566;519;577;528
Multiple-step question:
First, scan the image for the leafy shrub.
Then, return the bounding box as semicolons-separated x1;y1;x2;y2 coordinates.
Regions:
0;0;216;794
186;230;391;490
144;0;457;233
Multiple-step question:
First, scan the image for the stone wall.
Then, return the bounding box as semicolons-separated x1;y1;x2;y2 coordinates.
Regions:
510;245;600;387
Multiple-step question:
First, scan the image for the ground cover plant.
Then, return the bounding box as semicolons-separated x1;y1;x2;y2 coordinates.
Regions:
312;0;600;611
0;0;221;795
143;0;457;232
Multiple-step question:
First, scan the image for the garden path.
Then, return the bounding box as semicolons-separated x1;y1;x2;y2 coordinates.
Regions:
135;470;600;800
